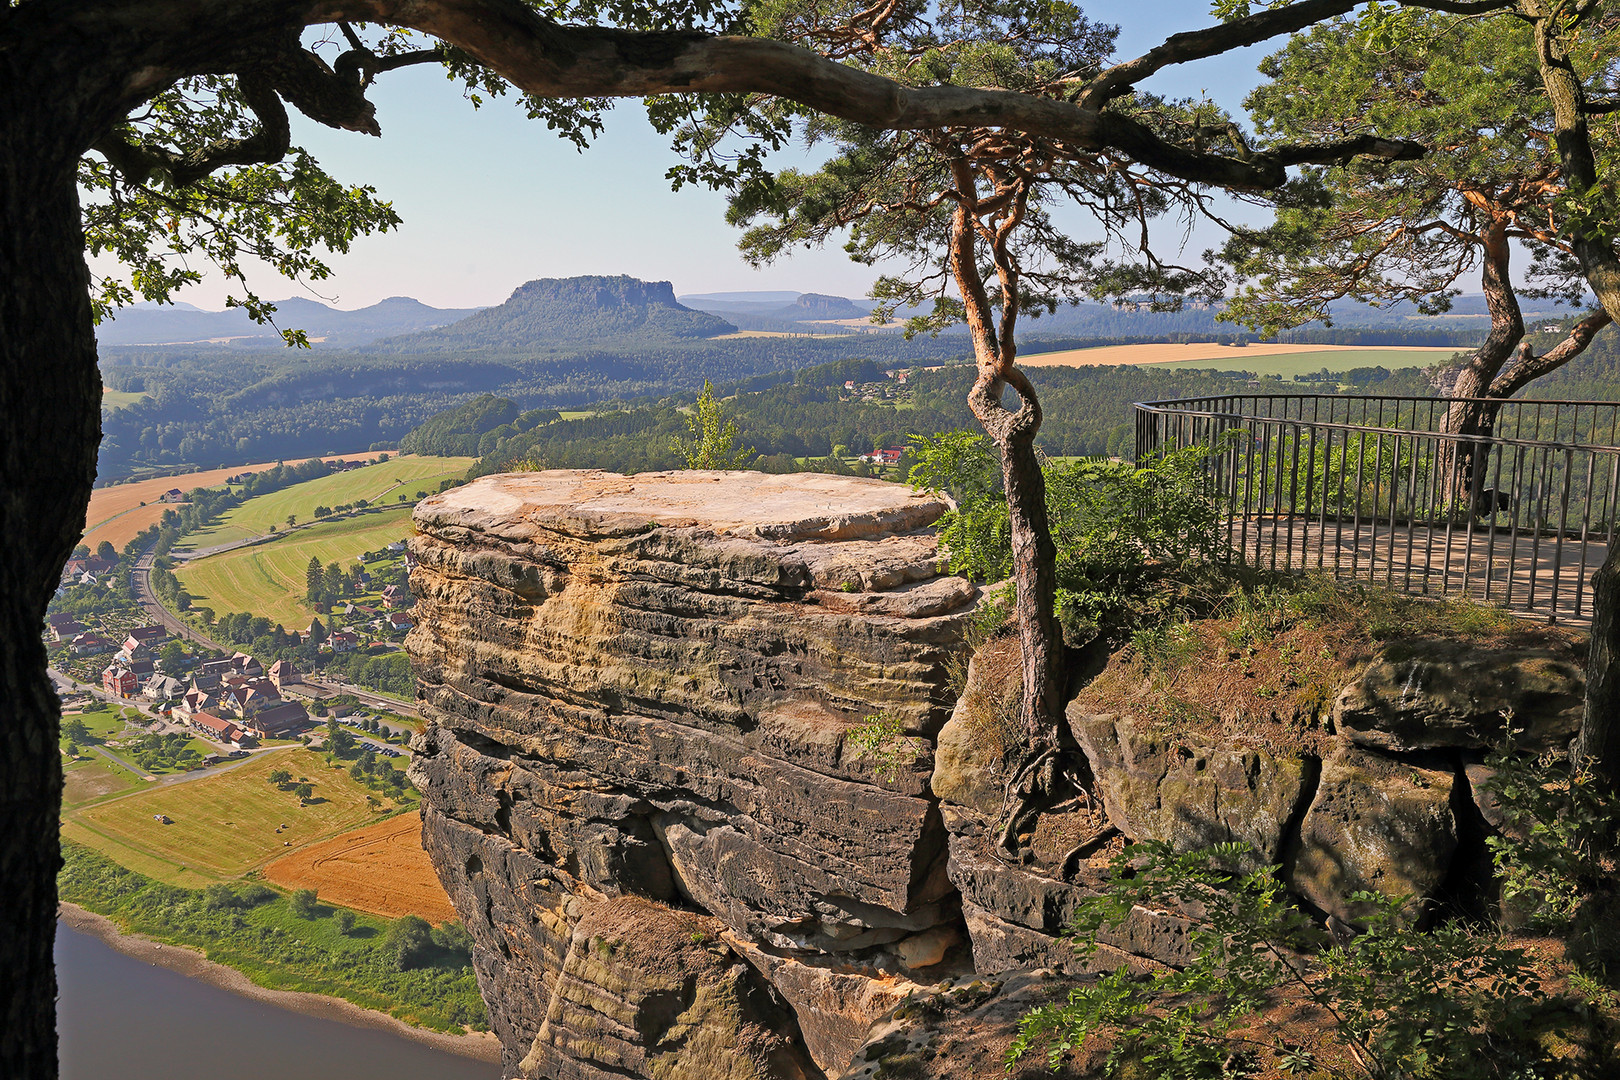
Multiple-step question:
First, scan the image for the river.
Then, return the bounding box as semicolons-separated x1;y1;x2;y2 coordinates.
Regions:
56;922;500;1080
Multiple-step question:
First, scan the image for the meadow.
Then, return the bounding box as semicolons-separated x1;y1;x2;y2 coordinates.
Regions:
176;508;415;625
61;749;401;886
1153;347;1463;378
175;454;472;550
1017;342;1459;373
82;451;385;550
100;388;149;409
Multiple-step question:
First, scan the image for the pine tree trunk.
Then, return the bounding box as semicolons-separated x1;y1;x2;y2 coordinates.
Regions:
1438;223;1521;516
1577;544;1620;794
0;89;105;1080
1000;426;1063;743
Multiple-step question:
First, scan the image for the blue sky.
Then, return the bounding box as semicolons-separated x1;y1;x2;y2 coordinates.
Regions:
110;2;1285;312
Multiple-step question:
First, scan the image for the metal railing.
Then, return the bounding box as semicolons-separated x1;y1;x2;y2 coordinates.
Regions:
1133;394;1620;624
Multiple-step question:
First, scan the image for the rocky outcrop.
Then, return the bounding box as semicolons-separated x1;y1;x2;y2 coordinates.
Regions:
411;469;1582;1079
1069;711;1310;867
522;897;819;1080
1292;748;1458;921
1333;640;1584;753
408;471;980;1077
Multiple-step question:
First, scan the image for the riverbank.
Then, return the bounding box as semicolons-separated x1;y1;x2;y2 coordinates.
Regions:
59;902;501;1063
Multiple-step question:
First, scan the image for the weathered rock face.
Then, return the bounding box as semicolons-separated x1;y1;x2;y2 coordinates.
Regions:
1068;711;1310;867
411;470;1583;1079
1292;749;1458;922
522;896;820;1080
408;471;980;1077
1333;640;1584;753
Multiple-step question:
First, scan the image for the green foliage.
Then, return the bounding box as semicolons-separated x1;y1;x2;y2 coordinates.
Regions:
1224;9;1620;333
384;914;436;971
267;768;292;787
335;909;357;935
1482;748;1620;930
82;76;402;344
288;888;319;919
908;430;1231;629
1012;841;1580;1080
907;430;1012;582
844;712;908;782
674;379;756;469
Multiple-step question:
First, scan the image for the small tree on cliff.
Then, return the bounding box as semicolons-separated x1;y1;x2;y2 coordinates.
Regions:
674;380;756;469
1221;7;1620;507
725;0;1428;846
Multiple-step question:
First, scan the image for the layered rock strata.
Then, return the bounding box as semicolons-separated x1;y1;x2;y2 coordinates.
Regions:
411;471;1583;1079
408;471;980;1077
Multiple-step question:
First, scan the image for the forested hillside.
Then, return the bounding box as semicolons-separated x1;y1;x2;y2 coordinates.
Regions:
417;361;1431;480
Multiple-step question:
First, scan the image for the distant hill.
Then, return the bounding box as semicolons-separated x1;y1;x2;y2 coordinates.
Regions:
375;276;735;352
94;296;480;348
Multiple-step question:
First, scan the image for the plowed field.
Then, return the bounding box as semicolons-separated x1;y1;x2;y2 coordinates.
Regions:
85;452;384;549
264;812;456;922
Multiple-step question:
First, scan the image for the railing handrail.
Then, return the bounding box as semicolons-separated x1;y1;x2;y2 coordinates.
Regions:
1132;393;1620;625
1132;400;1620;454
1135;392;1620;410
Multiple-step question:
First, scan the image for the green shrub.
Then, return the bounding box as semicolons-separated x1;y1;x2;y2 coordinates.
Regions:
1011;841;1584;1080
384;914;435;971
907;431;1232;631
288;888;319;919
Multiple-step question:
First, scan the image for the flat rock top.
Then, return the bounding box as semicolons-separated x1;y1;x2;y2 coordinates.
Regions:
416;469;949;543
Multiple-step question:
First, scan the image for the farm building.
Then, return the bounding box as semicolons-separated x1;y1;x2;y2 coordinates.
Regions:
268;660;300;689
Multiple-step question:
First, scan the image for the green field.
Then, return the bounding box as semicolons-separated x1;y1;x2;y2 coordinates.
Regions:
1153;348;1461;379
101;388;149;410
177;509;414;625
62;756;145;809
176;454;471;550
62;749;398;886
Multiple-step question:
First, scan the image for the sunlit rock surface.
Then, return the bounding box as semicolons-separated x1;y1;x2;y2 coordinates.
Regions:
408;470;979;1077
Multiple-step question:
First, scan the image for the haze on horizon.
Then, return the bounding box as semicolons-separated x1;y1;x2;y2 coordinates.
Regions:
86;1;1273;316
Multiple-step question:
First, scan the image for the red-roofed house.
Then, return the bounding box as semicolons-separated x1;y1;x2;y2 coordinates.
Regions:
386;611;413;632
191;711;248;747
102;666;138;698
72;633;115;655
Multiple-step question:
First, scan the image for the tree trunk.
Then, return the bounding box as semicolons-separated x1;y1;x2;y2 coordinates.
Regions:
1528;4;1620;794
0;90;105;1080
1577;544;1620;792
1439;220;1522;516
993;383;1063;744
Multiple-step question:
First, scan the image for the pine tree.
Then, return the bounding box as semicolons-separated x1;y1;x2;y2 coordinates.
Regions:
305;556;322;604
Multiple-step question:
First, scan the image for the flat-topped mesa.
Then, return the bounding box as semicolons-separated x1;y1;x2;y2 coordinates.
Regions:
407;470;981;1077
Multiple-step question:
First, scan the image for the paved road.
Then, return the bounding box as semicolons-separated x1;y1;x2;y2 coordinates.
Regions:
131;542;224;650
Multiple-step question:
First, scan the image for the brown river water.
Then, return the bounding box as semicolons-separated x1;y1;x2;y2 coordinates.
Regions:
56;921;499;1080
